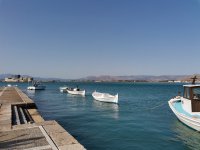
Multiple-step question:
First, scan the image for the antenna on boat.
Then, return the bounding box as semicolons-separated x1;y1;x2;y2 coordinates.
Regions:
178;90;181;96
191;76;197;85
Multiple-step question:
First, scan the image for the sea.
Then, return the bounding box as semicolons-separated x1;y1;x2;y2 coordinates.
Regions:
1;82;200;150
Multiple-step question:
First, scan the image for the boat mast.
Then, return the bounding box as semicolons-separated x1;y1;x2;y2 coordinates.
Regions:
191;76;197;85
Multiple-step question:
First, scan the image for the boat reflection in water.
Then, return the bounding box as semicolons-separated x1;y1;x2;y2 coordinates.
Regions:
172;120;200;150
66;93;86;98
66;93;86;105
92;100;119;119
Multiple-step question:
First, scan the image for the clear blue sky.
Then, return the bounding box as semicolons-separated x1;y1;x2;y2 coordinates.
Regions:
0;0;200;79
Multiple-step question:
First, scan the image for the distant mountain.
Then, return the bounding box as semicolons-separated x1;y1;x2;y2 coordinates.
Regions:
33;77;69;82
80;75;190;82
0;74;14;79
181;74;200;82
1;73;198;82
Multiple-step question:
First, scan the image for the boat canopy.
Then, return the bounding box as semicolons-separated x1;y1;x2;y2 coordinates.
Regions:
183;84;200;87
183;85;200;100
183;85;200;112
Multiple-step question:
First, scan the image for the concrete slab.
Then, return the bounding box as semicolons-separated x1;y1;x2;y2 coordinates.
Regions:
43;123;67;133
0;87;86;150
59;143;86;150
0;127;52;150
0;123;11;131
0;114;11;121
27;109;45;123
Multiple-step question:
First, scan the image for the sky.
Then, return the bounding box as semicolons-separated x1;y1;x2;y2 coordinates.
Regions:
0;0;200;79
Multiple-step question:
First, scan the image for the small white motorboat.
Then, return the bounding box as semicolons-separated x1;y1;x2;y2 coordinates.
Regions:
59;86;68;92
7;84;12;87
27;82;46;90
168;76;200;131
67;87;85;96
92;91;118;104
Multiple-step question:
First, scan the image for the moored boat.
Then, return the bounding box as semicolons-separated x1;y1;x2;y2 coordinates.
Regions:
27;82;46;90
92;91;118;104
67;87;85;96
7;84;12;87
168;76;200;131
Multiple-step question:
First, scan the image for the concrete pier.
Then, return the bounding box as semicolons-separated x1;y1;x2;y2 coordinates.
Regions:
0;87;86;150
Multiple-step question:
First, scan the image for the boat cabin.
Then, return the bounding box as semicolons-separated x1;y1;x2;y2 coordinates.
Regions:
183;85;200;112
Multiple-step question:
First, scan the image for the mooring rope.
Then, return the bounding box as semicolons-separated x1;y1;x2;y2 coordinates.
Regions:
142;101;168;111
147;102;167;110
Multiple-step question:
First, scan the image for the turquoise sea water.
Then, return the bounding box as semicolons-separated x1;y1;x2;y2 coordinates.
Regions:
1;82;200;150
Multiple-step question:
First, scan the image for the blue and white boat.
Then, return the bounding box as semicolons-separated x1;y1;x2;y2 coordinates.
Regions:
168;77;200;131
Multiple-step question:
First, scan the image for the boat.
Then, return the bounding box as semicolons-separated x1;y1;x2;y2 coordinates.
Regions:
66;87;85;96
7;84;12;87
7;84;17;87
59;86;68;92
27;82;46;90
168;76;200;131
92;91;118;104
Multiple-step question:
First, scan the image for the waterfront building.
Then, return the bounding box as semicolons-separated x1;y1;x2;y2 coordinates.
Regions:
4;75;33;82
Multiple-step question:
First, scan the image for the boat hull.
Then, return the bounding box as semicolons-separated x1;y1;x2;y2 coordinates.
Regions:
92;92;118;104
67;90;85;96
27;86;46;90
168;98;200;131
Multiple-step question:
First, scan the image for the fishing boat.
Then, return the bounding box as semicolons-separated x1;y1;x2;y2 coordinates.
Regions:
92;91;118;104
59;86;68;92
168;76;200;131
67;87;85;96
27;82;46;90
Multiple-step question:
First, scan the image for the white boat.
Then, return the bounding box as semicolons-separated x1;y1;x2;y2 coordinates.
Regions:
92;91;118;104
27;82;46;90
59;86;68;92
7;84;17;87
67;88;85;96
7;84;12;87
168;76;200;131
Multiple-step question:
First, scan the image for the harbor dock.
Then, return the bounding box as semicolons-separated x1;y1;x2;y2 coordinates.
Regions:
0;86;86;150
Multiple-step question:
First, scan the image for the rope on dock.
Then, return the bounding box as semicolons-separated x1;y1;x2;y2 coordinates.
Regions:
146;101;167;110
